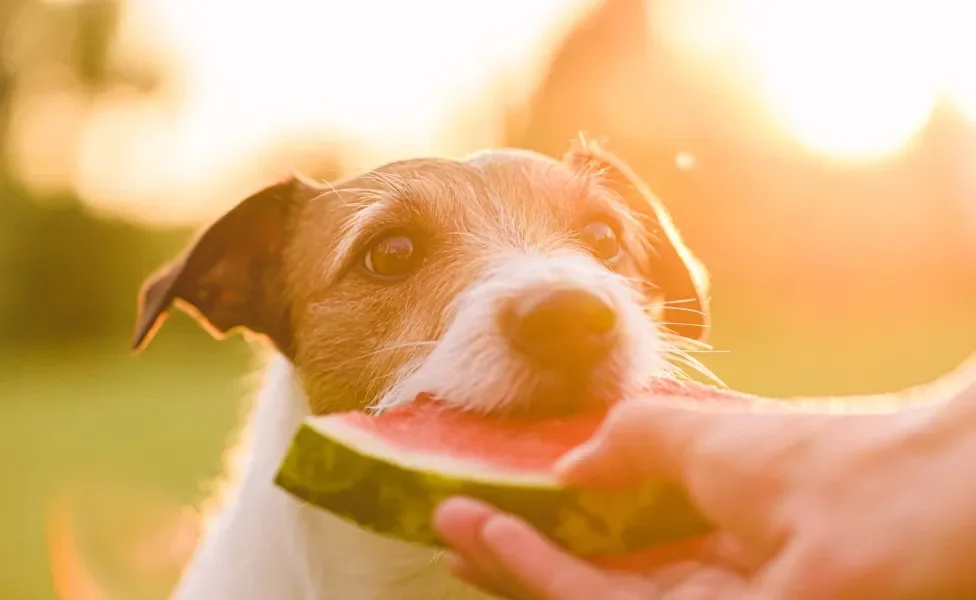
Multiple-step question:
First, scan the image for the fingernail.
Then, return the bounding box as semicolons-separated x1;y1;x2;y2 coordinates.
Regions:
479;513;539;561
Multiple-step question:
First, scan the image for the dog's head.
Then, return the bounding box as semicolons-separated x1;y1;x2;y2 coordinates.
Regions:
133;141;709;417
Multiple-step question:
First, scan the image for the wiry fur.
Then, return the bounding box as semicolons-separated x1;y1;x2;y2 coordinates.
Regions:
135;143;714;599
374;250;664;416
171;354;493;600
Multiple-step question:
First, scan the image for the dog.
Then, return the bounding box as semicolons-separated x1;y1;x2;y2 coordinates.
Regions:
132;139;711;599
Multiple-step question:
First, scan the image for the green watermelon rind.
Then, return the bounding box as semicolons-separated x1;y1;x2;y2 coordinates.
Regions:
274;421;713;556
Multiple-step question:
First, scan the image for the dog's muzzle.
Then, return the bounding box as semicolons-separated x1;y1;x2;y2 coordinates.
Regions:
499;286;618;372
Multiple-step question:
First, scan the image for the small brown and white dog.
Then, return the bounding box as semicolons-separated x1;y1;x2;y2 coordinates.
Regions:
132;140;712;599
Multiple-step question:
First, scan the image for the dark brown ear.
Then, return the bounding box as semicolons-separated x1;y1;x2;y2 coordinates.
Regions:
564;139;710;342
132;176;320;354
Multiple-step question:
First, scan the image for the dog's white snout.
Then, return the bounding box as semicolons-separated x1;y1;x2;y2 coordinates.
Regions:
376;250;660;417
498;286;618;371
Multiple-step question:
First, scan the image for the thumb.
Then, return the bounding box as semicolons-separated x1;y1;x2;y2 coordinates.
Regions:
553;396;717;487
556;395;799;485
555;396;834;545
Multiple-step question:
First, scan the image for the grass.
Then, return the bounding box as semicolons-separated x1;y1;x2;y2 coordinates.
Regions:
1;301;973;599
0;325;255;600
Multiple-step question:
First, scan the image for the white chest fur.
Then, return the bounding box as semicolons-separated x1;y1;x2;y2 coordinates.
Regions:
171;353;492;600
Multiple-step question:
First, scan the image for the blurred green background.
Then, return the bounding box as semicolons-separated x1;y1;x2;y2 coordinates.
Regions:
1;0;975;598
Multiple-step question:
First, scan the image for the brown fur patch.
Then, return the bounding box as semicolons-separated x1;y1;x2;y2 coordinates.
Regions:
134;145;709;415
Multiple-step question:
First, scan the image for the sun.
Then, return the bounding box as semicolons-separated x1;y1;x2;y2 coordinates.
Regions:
937;2;976;124
741;0;942;160
72;0;593;225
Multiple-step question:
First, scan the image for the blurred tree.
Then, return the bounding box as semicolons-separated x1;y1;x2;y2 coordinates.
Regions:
0;0;188;346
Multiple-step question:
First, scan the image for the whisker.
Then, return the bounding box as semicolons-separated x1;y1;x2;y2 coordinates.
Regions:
656;322;711;329
664;351;726;388
660;298;700;306
667;356;725;388
615;273;647;286
659;334;726;388
659;305;708;316
659;332;717;352
660;360;691;381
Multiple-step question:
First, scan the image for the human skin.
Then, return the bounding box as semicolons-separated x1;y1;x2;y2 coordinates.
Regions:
434;366;976;600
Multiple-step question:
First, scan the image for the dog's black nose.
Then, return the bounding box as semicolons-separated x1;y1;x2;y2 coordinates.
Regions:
502;288;617;370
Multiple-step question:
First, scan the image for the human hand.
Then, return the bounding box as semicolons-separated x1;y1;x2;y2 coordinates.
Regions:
434;380;976;600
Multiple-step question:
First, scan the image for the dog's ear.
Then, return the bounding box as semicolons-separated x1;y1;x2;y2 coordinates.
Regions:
131;176;321;354
564;140;709;341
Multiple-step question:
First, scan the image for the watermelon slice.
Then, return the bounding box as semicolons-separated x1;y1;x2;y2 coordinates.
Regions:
274;379;771;557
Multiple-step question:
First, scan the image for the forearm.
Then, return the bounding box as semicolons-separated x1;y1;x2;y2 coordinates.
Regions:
780;353;976;415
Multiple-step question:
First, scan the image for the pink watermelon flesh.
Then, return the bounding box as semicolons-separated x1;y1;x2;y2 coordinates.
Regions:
330;378;756;478
277;377;770;556
340;400;602;475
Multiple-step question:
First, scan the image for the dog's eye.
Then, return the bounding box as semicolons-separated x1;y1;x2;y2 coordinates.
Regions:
364;233;421;278
579;220;621;262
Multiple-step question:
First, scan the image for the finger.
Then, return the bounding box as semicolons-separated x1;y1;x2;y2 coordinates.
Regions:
554;398;680;487
478;511;651;600
589;532;760;575
434;496;496;556
435;497;528;590
445;548;585;600
442;551;527;599
650;564;748;600
438;499;637;600
555;396;797;486
587;535;713;573
555;398;834;553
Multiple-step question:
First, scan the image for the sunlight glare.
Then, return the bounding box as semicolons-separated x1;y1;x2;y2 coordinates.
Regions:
935;1;976;124
742;0;940;160
76;0;589;225
53;0;976;224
